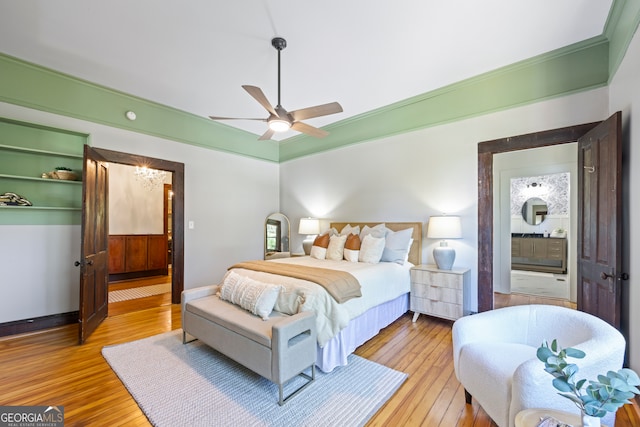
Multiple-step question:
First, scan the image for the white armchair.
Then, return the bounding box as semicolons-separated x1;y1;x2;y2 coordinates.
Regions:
452;305;625;427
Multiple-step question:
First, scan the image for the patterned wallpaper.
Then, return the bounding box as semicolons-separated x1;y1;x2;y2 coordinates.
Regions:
510;172;569;217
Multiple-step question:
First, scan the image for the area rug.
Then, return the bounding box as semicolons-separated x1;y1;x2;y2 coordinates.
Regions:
108;283;171;303
102;330;407;426
511;271;568;299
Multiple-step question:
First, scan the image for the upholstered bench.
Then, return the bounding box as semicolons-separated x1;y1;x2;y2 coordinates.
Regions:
181;284;317;405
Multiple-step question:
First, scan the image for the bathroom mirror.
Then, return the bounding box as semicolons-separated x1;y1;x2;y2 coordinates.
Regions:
264;212;290;260
521;197;548;225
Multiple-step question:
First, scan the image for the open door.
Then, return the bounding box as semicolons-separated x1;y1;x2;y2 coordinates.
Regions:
577;111;625;328
77;146;109;344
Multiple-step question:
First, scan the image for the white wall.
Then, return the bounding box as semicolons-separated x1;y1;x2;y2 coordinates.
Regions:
109;163;164;235
609;25;640;371
0;102;279;323
281;87;608;314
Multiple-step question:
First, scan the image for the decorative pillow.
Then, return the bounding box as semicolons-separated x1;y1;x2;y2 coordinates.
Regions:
360;223;387;242
340;224;361;236
343;233;361;262
381;227;414;264
358;234;386;263
219;271;282;320
326;234;348;261
310;233;330;259
274;288;305;315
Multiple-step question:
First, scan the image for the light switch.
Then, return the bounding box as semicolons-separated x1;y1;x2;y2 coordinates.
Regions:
188;221;195;229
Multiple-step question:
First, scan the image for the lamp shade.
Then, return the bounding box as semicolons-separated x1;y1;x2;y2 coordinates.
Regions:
298;218;320;235
427;216;462;239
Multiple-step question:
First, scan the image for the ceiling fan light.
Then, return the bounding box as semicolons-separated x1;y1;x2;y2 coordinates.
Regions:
268;119;291;132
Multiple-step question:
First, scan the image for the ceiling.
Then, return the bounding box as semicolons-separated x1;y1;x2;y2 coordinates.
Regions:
0;1;614;141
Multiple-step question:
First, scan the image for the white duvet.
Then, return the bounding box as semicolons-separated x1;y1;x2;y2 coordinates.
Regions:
227;256;412;347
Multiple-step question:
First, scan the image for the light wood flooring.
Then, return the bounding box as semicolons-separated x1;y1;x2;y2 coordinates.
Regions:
108;273;172;317
1;300;637;426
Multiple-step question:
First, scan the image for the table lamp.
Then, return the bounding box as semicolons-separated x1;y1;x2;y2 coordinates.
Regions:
298;218;320;255
427;215;462;270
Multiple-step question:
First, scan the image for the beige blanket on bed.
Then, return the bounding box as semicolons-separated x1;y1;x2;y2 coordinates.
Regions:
229;260;362;303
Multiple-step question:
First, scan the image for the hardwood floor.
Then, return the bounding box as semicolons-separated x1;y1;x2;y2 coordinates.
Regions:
494;292;577;309
108;273;172;317
0;304;637;426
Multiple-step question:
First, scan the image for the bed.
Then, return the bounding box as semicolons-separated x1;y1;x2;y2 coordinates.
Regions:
226;221;422;372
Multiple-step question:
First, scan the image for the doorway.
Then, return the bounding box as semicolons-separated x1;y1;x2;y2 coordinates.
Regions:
476;122;599;312
493;147;577;310
87;147;184;302
106;164;174;315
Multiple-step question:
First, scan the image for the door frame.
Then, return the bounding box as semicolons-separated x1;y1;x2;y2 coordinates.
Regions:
91;147;185;303
477;122;600;312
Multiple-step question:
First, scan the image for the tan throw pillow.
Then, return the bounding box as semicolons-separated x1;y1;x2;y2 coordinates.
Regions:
313;233;330;247
343;233;361;262
310;233;330;259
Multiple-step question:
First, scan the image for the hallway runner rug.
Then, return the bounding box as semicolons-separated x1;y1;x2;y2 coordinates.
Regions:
108;283;171;303
102;329;407;426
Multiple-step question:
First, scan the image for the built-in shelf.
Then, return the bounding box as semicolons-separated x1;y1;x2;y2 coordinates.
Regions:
0;205;81;211
0;173;82;184
0;117;87;225
0;143;83;159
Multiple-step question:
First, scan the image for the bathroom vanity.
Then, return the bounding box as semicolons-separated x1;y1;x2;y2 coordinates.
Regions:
511;234;567;274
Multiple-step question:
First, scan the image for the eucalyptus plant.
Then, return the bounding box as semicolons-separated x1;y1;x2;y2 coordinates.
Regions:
537;339;640;417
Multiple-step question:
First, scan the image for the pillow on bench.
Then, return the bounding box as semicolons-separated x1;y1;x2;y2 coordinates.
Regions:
219;271;282;320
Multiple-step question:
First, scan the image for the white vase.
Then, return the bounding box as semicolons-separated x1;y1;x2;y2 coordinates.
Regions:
581;413;601;427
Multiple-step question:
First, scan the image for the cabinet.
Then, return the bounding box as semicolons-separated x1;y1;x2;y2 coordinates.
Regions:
108;234;168;279
410;265;471;321
511;237;567;274
0;118;87;225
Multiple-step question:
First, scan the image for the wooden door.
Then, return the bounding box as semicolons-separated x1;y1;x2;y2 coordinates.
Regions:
577;112;624;327
78;146;109;344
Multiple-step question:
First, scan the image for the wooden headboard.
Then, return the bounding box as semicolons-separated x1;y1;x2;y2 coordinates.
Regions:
330;222;423;265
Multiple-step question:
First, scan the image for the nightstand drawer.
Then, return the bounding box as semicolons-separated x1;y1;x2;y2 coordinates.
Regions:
411;269;463;290
411;284;462;304
410;296;463;320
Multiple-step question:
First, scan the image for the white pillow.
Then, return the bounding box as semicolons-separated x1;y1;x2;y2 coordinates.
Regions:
381;227;414;264
310;245;327;259
359;234;386;263
340;224;361;236
326;234;348;261
360;223;387;242
219;271;282;320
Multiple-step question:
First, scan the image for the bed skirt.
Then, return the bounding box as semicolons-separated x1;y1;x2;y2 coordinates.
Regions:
315;293;409;372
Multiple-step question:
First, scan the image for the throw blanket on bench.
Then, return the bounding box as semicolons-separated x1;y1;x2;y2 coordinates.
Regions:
229;260;362;304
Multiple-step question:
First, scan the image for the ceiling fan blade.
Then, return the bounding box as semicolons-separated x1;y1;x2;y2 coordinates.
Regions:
258;128;276;141
209;116;266;121
242;85;278;117
289;102;343;121
291;121;329;138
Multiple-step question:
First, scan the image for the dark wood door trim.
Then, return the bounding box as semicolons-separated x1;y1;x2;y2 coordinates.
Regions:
477;122;600;313
91;147;185;304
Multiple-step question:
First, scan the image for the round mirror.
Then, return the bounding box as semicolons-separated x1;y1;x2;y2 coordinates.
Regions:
521;197;548;225
264;213;290;259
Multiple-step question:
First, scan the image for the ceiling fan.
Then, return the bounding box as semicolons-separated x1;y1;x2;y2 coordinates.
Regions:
209;37;343;141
